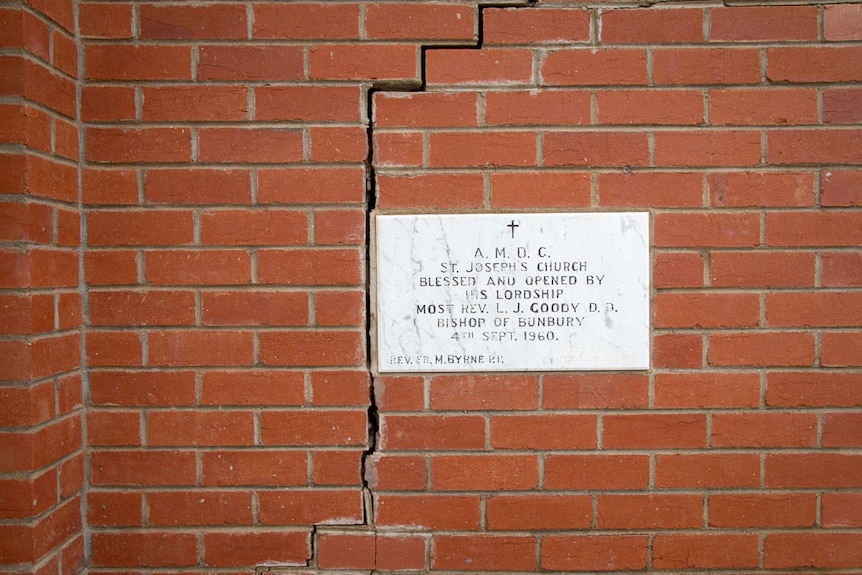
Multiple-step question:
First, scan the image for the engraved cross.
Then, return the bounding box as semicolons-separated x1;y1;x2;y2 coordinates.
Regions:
507;220;519;238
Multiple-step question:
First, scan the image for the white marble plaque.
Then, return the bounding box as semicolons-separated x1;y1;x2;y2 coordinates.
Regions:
374;212;649;372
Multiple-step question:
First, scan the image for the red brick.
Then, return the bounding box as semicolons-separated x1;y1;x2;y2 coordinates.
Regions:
89;370;196;406
544;131;649;167
432;535;536;572
484;7;590;44
28;155;78;202
768;129;862;165
89;330;141;365
85;44;192;81
144;168;250;205
822;493;862;527
53;29;77;77
203;531;309;568
81;168;137;205
545;454;649;490
711;5;818;41
259;330;365;367
374;494;486;531
823;412;862;447
654;332;701;368
654;212;760;247
260;410;367;446
367;454;426;491
29;0;74;32
90;450;196;486
376;173;484;209
257;489;363;525
198;45;303;82
825;88;862;124
0;104;51;152
92;532;198;568
201;209;307;246
543;48;647;85
712;171;814;208
313;450;363;486
598;494;703;529
600;89;703;125
768;292;862;328
823;252;862;287
768;46;862;83
709;493;816;528
542;535;648;571
767;371;862;407
491;414;595;449
0;201;51;244
84;250;137;286
89;290;195;327
314;209;365;246
148;411;254;447
199;127;302;163
653;252;704;288
765;533;862;569
79;2;133;38
487;494;591;531
654;293;759;328
253;3;359;39
315;290;364;327
711;251;814;288
201;450;307;486
309;370;369;407
0;294;51;336
258;167;365;204
87;410;140;446
544;373;648;409
655;372;760;408
656;453;760;488
201;291;307;327
430;374;537;410
427;48;533;85
432;454;537;491
654;47;761;85
86;127;191;163
430;130;535;168
256;86;362;122
148;330;254;367
374;132;422;166
31;332;80;377
0;382;54;426
375;92;477;128
823;332;862;367
381;414;485;450
201;370;304;406
653;534;759;570
148;491;253;526
375;375;424;411
822;170;862;207
710;332;815;367
825;4;862;40
711;88;818;126
317;532;374;570
485;90;590;126
491;171;591;208
767;212;862;247
366;3;475;41
142;85;247;122
87;491;141;527
258;248;362;285
144;250;252;286
310;44;417;82
377;535;426;572
604;413;706;449
310;126;367;163
606;8;703;43
772;449;840;490
656;130;761;167
712;412;817;448
140;4;246;40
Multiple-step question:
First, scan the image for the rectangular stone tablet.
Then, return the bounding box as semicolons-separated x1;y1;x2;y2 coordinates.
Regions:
374;213;650;372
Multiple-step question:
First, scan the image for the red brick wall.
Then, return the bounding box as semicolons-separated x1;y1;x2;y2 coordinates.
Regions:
0;1;85;574
1;1;861;573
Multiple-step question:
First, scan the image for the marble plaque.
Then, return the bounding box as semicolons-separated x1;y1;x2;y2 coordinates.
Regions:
374;212;649;372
